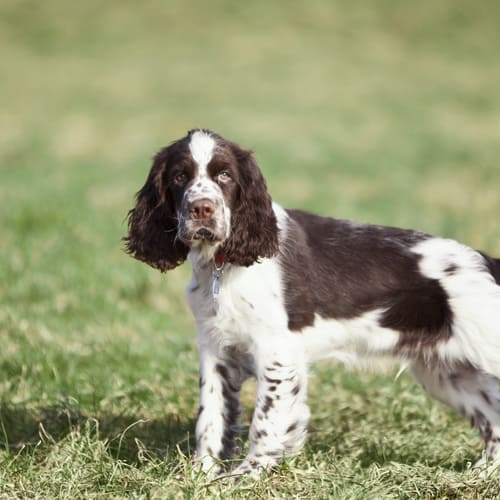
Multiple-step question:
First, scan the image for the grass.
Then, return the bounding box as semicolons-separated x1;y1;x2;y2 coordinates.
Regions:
1;0;500;497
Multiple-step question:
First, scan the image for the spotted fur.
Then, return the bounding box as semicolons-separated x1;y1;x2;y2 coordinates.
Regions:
126;130;500;479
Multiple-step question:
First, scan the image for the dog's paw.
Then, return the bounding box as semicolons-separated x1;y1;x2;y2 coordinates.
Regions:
192;453;224;479
228;456;278;482
229;463;263;482
472;452;500;478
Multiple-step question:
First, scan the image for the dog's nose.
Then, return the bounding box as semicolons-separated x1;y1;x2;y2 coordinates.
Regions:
190;199;215;220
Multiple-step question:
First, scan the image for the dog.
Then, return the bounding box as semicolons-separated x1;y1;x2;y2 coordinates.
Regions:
125;129;500;478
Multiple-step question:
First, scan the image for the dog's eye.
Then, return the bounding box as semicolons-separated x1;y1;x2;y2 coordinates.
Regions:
174;172;188;184
217;171;231;183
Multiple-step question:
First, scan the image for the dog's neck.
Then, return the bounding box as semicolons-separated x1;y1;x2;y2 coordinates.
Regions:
188;243;226;272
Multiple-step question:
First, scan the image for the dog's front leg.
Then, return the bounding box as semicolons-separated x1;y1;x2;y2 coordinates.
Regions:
194;342;242;475
232;339;310;479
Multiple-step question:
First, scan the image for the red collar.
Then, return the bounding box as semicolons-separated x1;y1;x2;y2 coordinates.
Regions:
213;249;226;267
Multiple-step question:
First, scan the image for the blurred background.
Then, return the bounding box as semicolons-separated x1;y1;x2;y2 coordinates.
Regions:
1;0;500;494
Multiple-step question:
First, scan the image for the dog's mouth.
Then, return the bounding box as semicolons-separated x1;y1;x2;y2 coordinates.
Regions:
178;225;222;245
193;228;217;241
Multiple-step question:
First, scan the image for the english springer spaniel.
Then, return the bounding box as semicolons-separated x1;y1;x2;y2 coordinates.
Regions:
125;129;500;479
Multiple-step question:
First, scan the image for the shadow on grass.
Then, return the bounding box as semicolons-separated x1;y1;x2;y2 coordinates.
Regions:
306;425;478;473
0;402;196;464
0;402;477;473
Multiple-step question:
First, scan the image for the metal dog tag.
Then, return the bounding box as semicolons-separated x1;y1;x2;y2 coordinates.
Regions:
212;272;221;297
212;262;224;311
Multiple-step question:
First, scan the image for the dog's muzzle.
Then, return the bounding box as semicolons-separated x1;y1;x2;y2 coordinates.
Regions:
179;198;226;244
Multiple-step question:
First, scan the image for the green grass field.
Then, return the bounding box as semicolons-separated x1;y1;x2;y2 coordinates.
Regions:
1;1;500;497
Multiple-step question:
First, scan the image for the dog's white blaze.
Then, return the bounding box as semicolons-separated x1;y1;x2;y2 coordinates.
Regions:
189;130;215;177
186;130;220;199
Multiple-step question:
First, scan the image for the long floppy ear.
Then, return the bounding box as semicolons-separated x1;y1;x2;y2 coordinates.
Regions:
124;150;188;272
222;145;279;266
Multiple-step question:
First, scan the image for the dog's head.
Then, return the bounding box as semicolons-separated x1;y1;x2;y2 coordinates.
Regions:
125;129;279;271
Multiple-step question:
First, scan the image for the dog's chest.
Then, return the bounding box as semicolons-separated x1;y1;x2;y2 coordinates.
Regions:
186;258;288;346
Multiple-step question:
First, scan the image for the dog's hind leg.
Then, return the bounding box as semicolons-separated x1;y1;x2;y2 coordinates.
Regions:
411;361;500;471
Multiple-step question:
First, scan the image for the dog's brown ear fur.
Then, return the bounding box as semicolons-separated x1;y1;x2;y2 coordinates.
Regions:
124;149;188;272
221;144;279;266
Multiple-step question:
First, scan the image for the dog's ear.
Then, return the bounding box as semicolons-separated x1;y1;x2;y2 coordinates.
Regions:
222;145;279;266
124;150;188;272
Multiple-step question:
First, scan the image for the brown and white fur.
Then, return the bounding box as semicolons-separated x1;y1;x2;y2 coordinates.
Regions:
125;129;500;479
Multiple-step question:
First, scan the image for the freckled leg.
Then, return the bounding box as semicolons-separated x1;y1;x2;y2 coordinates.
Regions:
231;347;310;479
411;361;500;470
195;349;242;475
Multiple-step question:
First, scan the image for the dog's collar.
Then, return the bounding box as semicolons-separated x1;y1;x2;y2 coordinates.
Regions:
213;249;226;269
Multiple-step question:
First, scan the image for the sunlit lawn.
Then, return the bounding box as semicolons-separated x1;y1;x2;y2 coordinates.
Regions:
1;1;500;497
